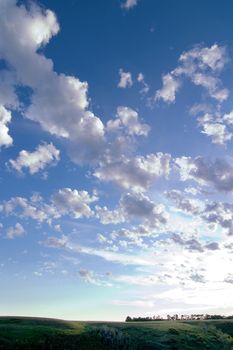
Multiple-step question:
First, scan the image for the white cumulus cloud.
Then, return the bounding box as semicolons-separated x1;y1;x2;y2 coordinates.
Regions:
121;0;139;10
0;0;105;165
175;156;233;192
6;223;25;239
95;152;171;192
52;188;98;219
9;143;60;174
0;105;13;147
156;44;229;104
107;106;150;136
118;69;133;88
155;73;180;103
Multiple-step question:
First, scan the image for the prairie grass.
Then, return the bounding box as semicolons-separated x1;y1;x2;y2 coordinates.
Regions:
0;317;232;349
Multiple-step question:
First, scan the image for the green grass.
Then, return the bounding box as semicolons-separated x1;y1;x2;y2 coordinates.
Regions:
0;317;233;349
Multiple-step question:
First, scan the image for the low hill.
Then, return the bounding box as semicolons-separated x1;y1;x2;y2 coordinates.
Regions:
0;316;233;349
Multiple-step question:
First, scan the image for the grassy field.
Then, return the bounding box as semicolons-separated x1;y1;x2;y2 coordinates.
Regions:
0;317;233;349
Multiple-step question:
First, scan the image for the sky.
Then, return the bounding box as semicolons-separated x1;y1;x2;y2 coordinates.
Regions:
1;0;233;321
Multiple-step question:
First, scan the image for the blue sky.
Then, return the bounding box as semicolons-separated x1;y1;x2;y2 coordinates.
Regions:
1;0;233;321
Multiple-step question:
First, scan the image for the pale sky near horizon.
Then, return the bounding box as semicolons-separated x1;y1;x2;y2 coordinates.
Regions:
1;0;233;321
